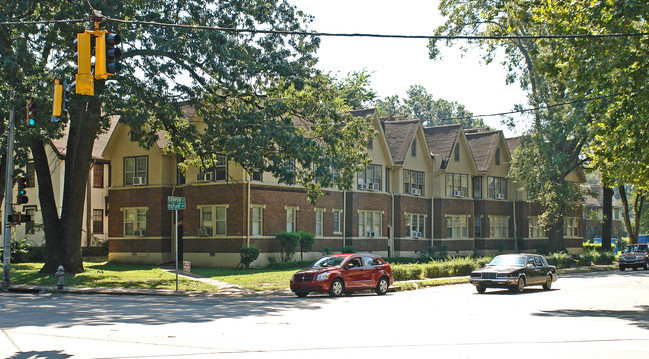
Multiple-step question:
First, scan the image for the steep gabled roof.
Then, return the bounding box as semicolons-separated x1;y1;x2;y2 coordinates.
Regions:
381;118;420;165
465;130;503;173
423;124;461;160
505;136;521;154
583;184;623;208
50;116;119;161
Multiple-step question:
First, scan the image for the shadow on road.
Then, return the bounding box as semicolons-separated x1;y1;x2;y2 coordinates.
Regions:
7;350;71;359
0;293;326;329
533;305;649;331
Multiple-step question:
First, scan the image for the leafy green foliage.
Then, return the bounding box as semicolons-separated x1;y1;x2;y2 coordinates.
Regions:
341;245;356;254
375;85;487;128
239;245;260;269
297;232;315;261
276;232;300;263
0;238;32;263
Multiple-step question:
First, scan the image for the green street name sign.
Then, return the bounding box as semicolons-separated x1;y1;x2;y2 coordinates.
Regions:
167;196;186;210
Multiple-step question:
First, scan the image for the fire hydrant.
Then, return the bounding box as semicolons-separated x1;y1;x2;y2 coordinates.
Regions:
55;265;65;290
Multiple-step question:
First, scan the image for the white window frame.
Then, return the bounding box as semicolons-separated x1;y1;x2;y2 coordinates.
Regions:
488;176;507;200
359;210;382;237
315;208;324;237
251;205;263;236
529;216;547;238
124;207;147;236
358;164;382;191
404;169;424;195
286;206;297;232
563;217;579;238
445;173;469;197
333;209;342;234
124;156;148;186
405;213;426;238
489;215;509;239
446;215;469;239
199;205;228;236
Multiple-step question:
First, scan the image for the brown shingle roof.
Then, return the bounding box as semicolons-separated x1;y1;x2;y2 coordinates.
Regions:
465;130;502;173
51;116;119;161
381;119;420;165
423;124;461;160
505;136;521;154
583;184;623;208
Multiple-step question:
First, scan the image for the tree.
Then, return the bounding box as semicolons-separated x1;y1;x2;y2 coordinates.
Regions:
1;1;374;273
297;231;315;261
375;84;486;128
429;1;595;250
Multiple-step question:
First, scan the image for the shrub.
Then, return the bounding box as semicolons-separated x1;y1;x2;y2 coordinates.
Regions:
238;245;260;269
321;247;332;256
546;252;574;268
423;262;445;278
275;232;300;262
391;266;408;281
297;232;315;261
445;257;479;276
595;251;617;265
577;251;596;266
0;238;31;263
407;264;425;280
342;245;356;254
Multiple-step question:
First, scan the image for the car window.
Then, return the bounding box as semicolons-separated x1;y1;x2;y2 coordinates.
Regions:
363;257;375;267
527;257;535;266
533;256;542;266
540;256;549;266
348;257;363;268
373;257;385;266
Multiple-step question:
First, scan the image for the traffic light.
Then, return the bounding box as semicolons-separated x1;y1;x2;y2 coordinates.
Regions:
26;100;37;127
73;32;94;95
16;177;28;204
94;30;121;79
51;79;69;122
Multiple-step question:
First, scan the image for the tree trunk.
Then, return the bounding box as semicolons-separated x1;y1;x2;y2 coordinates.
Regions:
618;185;639;245
37;88;103;273
602;186;613;251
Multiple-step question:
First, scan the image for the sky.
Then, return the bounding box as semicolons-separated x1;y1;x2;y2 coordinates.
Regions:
288;0;530;136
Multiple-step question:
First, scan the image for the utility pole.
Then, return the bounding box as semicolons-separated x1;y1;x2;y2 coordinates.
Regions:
2;107;15;290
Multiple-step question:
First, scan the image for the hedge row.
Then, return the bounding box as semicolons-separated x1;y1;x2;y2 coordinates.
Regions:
391;257;492;281
545;250;617;268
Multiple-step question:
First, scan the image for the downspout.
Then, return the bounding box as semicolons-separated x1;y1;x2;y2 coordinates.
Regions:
390;192;394;258
430;174;434;251
246;171;251;246
343;190;346;250
86;162;93;249
512;184;517;252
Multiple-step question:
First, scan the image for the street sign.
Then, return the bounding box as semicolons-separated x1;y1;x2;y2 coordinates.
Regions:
167;196;186;210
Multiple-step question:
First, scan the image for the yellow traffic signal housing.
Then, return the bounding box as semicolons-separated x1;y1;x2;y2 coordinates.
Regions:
95;30;121;80
73;32;94;95
51;79;69;122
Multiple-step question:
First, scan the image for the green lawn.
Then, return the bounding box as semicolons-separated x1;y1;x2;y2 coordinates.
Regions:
4;261;221;292
192;267;297;291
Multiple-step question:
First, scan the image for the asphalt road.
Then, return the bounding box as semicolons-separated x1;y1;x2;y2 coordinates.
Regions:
1;270;648;359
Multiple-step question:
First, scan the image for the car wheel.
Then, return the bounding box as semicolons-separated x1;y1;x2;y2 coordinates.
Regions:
513;276;525;293
329;278;344;297
632;266;638;271
295;292;308;298
542;274;553;290
375;277;389;295
619;265;625;271
476;286;486;294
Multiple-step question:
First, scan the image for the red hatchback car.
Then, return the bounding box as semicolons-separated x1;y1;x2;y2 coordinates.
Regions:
290;253;394;297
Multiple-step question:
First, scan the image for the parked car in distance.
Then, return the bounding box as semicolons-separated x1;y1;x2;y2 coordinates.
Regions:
290;253;394;297
619;244;649;271
469;254;557;294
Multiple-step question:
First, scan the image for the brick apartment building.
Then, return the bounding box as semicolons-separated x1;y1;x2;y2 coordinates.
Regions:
102;108;586;267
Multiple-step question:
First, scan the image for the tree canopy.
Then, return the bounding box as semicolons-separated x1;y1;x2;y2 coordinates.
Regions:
1;0;374;272
375;84;487;128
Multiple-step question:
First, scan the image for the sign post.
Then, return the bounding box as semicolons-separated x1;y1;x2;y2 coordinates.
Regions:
167;196;186;292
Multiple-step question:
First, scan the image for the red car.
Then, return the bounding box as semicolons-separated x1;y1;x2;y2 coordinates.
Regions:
619;244;649;271
290;253;394;297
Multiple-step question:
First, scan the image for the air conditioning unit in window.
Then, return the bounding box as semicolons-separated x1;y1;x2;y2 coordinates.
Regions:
371;183;381;191
133;229;146;237
454;190;462;197
411;188;422;195
367;232;376;237
133;177;146;185
197;172;214;182
495;193;504;200
197;227;213;237
358;183;366;190
412;231;422;238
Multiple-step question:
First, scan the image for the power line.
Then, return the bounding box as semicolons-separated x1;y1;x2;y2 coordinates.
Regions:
2;16;648;41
